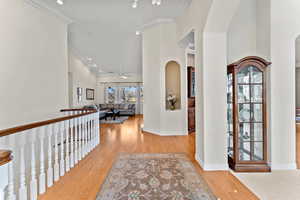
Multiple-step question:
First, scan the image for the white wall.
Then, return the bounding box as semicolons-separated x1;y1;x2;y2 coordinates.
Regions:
227;0;257;63
269;0;300;170
143;22;187;135
0;0;69;129
69;52;97;108
296;68;300;107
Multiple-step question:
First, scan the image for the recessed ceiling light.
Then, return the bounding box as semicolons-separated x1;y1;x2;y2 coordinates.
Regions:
56;0;64;5
136;31;141;35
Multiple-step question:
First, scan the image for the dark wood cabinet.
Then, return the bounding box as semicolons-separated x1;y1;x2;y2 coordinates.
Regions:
188;66;196;133
227;56;271;172
188;98;195;133
187;67;195;98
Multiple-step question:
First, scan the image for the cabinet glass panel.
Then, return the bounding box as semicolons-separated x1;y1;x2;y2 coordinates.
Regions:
254;142;263;161
227;74;233;102
228;135;233;158
238;85;250;103
239;142;251;161
239;104;251;122
237;67;250;84
251;67;263;84
251;85;263;103
227;104;233;124
253;104;263;122
254;123;263;141
239;123;251;142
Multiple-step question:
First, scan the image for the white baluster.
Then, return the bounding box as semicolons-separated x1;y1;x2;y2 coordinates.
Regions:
83;115;87;157
29;129;37;200
94;113;98;148
74;114;78;164
53;123;59;182
92;114;95;149
87;115;91;153
78;116;83;160
7;161;16;200
91;114;95;150
70;116;74;168
39;127;46;194
18;134;27;200
96;112;100;145
90;114;94;150
59;122;65;177
47;125;53;188
65;120;70;172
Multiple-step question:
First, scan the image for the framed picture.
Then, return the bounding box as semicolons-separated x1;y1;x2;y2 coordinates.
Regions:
77;87;83;102
86;88;95;100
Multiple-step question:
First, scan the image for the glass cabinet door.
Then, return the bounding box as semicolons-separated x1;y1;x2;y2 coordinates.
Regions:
227;73;233;158
237;66;264;162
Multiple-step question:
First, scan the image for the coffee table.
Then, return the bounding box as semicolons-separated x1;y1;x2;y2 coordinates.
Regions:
105;110;120;120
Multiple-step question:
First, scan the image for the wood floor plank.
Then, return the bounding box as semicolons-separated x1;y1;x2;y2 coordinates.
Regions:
39;116;258;200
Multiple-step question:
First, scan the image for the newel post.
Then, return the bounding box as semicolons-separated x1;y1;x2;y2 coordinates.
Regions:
0;150;13;200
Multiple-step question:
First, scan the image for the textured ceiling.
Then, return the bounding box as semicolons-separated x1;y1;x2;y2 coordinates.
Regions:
34;0;192;76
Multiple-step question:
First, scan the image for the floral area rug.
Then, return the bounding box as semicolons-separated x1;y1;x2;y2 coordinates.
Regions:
96;154;217;200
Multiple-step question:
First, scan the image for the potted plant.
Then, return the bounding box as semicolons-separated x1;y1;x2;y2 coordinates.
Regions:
167;94;177;110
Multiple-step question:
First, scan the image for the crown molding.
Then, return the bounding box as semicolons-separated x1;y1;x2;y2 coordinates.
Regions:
25;0;73;24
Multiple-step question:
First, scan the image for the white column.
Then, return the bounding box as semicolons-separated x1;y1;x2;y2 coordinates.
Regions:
53;123;60;182
65;120;70;172
18;135;27;200
59;122;65;177
39;127;46;194
47;125;54;188
29;129;37;200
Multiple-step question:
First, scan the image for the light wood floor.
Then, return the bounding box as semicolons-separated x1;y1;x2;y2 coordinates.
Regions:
39;116;258;200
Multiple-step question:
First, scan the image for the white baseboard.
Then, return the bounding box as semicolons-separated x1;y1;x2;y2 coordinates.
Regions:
195;153;228;171
142;128;187;136
271;163;297;170
195;154;204;168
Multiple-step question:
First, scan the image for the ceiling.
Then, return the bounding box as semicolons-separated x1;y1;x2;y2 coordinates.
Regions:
34;0;192;76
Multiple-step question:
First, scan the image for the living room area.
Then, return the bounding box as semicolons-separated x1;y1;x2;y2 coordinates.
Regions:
69;67;143;124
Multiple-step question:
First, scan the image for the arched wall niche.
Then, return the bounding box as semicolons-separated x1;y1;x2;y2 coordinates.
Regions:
165;61;181;110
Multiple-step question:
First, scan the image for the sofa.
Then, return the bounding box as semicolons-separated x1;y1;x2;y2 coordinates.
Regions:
99;104;136;116
82;104;106;119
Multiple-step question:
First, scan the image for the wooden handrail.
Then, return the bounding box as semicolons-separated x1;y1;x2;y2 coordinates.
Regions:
0;111;97;138
0;150;12;166
60;108;96;112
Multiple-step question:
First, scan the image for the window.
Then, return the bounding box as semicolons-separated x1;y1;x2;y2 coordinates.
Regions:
120;87;138;103
104;85;141;104
106;87;117;103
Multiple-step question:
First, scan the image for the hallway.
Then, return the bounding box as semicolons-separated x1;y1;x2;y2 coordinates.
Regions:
39;116;258;200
